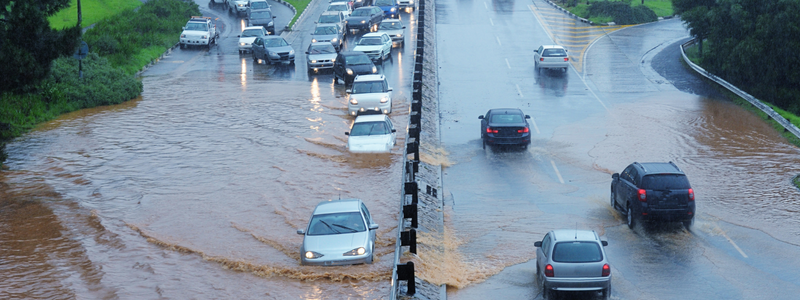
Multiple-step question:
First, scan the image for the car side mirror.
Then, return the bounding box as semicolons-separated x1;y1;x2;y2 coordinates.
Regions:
182;27;186;30
387;88;393;92
346;89;352;93
403;26;406;29
534;49;539;53
345;132;350;135
602;241;608;246
273;16;277;18
237;35;241;37
478;115;484;119
612;173;619;180
534;241;542;247
391;129;396;133
305;51;309;54
296;229;305;235
525;115;531;119
369;223;379;230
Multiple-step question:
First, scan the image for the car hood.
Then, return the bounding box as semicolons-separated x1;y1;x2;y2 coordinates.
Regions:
239;36;257;44
303;231;369;251
348;135;393;153
346;16;370;23
181;29;207;35
308;53;338;61
347;63;375;74
312;33;339;41
265;45;293;53
353;45;383;52
379;29;403;36
250;18;273;25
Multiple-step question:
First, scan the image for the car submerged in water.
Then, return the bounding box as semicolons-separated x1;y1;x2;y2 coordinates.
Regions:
297;199;379;266
345;114;396;153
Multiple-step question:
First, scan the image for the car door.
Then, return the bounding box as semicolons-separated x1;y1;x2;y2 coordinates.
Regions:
252;37;264;59
382;34;391;53
620;166;639;211
536;233;552;279
479;110;492;138
333;53;344;77
386;116;396;145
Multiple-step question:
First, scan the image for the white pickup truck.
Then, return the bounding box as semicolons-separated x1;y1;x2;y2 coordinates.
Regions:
179;16;219;50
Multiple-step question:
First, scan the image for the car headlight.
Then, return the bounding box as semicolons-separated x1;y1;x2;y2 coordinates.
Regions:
238;3;244;7
346;68;353;75
239;42;246;46
332;58;336;62
345;20;349;24
361;20;366;24
350;98;358;105
380;96;389;103
289;49;295;55
371;66;378;73
268;21;274;26
343;247;366;256
310;59;317;63
305;251;324;259
202;35;208;39
269;51;277;56
312;38;318;43
181;34;186;38
397;34;402;37
391;7;396;11
331;38;338;42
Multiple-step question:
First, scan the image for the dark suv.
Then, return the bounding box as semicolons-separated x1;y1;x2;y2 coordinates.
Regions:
333;51;378;86
610;162;695;229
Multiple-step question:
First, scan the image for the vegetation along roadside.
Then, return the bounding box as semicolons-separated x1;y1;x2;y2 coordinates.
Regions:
553;0;672;25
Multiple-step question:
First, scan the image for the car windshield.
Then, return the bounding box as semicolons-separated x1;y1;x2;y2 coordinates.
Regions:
319;14;340;23
264;38;288;47
241;29;263;37
350;121;390;136
328;4;347;11
358;37;382;45
352;9;370;16
251;11;272;19
344;54;372;65
379;22;403;30
490;114;523;123
552;241;603;263
185;22;207;31
314;26;338;35
309;44;336;54
351;81;386;94
641;174;691;190
307;212;366;235
543;48;567;57
374;0;394;5
250;1;269;9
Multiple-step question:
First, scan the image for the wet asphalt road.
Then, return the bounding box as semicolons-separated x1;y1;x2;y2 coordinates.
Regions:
435;0;800;299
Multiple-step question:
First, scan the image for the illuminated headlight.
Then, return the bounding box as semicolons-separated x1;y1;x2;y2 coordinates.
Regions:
345;20;349;24
380;96;389;103
346;68;354;75
305;251;323;259
350;98;358;105
331;38;338;42
361;20;366;24
397;34;403;37
371;66;378;73
342;247;366;256
332;58;336;62
289;49;295;55
391;7;396;12
239;42;246;46
312;38;318;43
238;3;244;6
311;59;317;63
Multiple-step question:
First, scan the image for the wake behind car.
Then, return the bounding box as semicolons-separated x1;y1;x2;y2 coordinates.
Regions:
345;114;396;153
347;74;393;116
534;45;570;73
311;23;344;51
535;229;611;299
252;36;295;65
238;26;267;54
478;108;532;149
378;19;405;45
306;42;338;72
179;16;218;49
247;8;276;35
352;32;393;62
611;162;695;229
345;6;384;34
333;51;378;86
297;199;378;266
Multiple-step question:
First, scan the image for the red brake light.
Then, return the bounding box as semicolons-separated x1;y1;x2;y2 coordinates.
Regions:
638;189;647;202
517;127;529;133
602;264;610;277
688;188;694;201
539;57;544;61
564;57;569;62
545;264;554;277
486;127;498;134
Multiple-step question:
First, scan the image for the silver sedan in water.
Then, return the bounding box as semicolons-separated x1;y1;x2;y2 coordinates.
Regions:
297;199;378;266
535;229;611;299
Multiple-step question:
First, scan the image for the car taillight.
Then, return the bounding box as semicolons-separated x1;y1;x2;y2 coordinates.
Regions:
638;189;646;202
539;57;544;61
602;264;610;277
486;127;498;134
688;188;694;201
545;264;554;277
517;127;529;133
563;57;569;62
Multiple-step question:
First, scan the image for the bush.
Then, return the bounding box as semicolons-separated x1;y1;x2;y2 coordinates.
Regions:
587;1;657;25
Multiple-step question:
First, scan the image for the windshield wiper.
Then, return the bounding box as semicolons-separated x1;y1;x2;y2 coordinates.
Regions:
332;223;358;232
319;220;340;234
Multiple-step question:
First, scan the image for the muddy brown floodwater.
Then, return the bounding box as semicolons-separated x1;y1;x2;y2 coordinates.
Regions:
0;65;407;298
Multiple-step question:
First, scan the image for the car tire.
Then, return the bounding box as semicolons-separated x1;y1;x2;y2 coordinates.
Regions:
252;54;258;63
610;189;616;210
366;245;374;264
627;205;636;229
333;74;339;84
683;217;694;230
602;285;611;300
482;139;486;150
542;282;552;299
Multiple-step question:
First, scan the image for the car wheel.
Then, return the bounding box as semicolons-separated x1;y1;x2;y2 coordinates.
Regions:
542;282;552;299
333;74;339;84
563;67;567;72
482;139;486;150
252;54;258;63
366;246;374;264
627;205;636;229
683;217;694;230
602;285;611;300
610;189;616;209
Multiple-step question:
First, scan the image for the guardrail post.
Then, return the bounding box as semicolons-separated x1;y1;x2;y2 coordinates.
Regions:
397;262;416;295
400;229;417;254
403;203;418;228
404;181;418;204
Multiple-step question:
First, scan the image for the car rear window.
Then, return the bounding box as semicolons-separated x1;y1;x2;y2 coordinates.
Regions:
490;114;523;123
542;49;567;57
552;241;603;263
641;174;691;190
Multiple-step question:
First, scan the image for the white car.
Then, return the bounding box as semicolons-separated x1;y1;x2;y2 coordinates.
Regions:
345;114;396;153
352;32;393;62
347;74;393;116
534;45;570;72
238;26;267;54
327;2;353;20
297;199;378;265
228;0;249;17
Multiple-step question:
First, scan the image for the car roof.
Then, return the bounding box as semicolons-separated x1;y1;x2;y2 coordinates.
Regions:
310;42;335;47
354;74;385;81
354;114;389;123
362;32;387;37
634;162;684;175
488;108;524;115
313;199;363;215
354;6;373;11
381;19;402;23
550;229;600;242
339;51;369;57
263;35;283;40
329;1;349;5
541;45;566;50
243;26;265;30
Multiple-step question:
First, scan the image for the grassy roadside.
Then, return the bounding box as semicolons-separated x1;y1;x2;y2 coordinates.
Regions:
49;0;144;29
558;0;673;24
283;0;313;29
683;43;800;189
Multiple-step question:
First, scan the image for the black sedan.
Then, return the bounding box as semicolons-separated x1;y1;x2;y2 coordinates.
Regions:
478;108;532;149
345;6;384;33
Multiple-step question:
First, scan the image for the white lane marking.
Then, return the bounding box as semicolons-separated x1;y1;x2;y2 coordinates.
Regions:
496;36;501;46
551;160;565;184
529;115;540;134
484;1;488;9
505;58;511;69
489;18;494;26
515;84;524;98
719;227;748;258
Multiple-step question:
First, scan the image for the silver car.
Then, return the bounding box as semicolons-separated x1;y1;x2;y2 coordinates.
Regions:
535;229;611;299
345;114;397;153
297;199;378;266
311;23;344;51
347;74;393;116
378;19;405;45
534;45;570;73
306;42;338;72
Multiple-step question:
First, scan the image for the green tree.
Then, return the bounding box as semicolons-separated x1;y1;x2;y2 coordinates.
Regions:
0;0;81;93
673;0;716;55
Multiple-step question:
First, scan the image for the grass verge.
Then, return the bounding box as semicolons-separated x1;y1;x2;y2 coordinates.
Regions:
284;0;313;29
558;0;673;24
49;0;144;29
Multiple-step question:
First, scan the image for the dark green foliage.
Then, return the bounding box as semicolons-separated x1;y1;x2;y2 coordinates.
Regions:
0;0;82;92
587;1;657;25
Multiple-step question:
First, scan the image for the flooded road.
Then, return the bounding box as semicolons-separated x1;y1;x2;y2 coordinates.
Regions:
0;0;418;298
